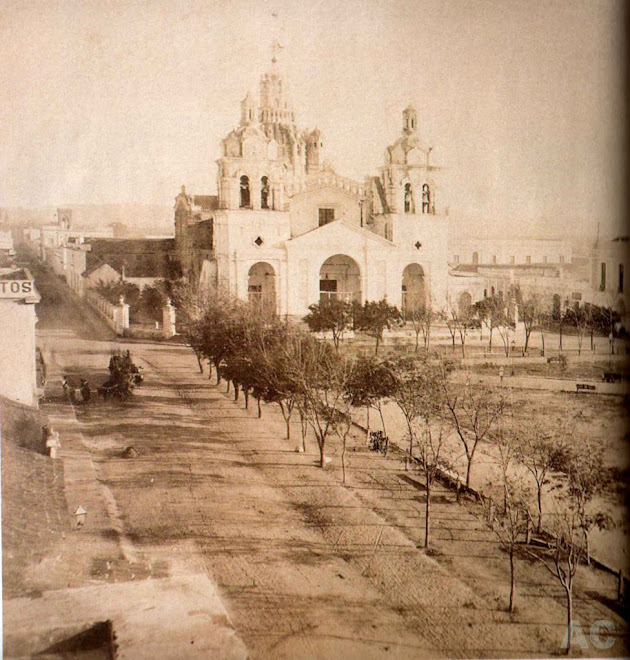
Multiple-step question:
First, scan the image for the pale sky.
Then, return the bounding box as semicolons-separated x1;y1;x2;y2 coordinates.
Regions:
0;0;626;238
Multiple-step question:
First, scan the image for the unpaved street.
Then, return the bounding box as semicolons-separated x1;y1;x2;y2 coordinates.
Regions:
6;264;628;658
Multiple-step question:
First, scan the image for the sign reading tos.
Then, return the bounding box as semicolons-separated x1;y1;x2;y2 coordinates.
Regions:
0;280;34;298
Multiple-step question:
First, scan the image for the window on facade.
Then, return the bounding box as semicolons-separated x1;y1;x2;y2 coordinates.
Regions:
454;255;460;264
318;208;335;226
619;264;624;293
492;255;497;264
239;175;250;208
422;184;431;214
261;176;270;209
526;255;532;264
600;262;607;291
404;184;414;213
491;286;496;296
472;251;479;265
510;255;515;264
543;256;548;264
560;255;565;264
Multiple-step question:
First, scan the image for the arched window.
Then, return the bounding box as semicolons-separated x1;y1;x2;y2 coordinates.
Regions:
261;176;270;209
240;175;250;208
472;251;479;265
422;184;431;214
404;183;414;214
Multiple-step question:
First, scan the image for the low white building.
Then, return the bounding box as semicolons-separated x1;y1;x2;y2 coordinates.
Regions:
0;267;41;406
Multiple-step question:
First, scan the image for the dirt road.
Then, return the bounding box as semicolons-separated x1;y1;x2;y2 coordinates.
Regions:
6;263;627;658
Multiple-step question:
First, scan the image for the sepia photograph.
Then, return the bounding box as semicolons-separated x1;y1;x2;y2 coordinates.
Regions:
0;0;628;657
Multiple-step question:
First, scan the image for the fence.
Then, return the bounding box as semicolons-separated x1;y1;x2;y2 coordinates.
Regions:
85;290;129;335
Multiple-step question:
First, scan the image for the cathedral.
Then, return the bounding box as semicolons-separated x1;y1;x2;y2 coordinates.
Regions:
174;46;449;318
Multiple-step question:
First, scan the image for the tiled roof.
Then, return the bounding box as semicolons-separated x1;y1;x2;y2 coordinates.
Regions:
85;239;179;279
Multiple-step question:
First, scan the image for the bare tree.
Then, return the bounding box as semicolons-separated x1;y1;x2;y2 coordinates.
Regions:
444;380;505;488
443;302;460;353
558;438;612;565
526;502;586;654
483;427;531;613
405;303;435;352
284;333;355;467
388;356;437;463
514;418;570;533
411;386;449;548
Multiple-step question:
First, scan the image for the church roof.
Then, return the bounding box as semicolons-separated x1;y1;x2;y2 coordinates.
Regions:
192;196;219;211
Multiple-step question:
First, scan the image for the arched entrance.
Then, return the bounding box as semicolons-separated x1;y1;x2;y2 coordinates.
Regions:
401;264;425;315
248;262;276;313
319;255;361;303
458;292;472;315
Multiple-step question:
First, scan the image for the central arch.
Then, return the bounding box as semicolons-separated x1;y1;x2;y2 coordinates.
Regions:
248;262;276;313
319;255;361;303
401;263;426;315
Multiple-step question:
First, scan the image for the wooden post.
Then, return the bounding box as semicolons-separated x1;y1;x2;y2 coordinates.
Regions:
455;477;461;503
488;497;494;528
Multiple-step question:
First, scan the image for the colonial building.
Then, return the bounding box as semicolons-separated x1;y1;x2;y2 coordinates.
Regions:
0;266;41;406
175;47;449;318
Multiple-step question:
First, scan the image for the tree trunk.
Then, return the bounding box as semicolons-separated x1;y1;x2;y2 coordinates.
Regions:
196;352;204;373
523;328;530;354
584;529;591;565
257;397;262;418
489;326;493;351
378;405;388;444
366;406;370;443
540;330;545;357
590;329;594;351
559;324;563;351
341;434;347;484
537;486;543;533
226;380;230;393
244;388;249;409
465;458;473;489
374;334;380;356
216;363;222;385
301;414;308;453
233;382;239;401
414;331;419;353
424;477;431;548
565;586;573;654
319;437;326;468
509;544;516;613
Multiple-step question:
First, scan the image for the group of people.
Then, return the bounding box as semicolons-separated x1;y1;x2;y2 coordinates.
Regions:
60;351;141;404
61;374;91;405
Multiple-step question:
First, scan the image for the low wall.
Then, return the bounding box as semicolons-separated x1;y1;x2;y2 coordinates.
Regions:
85;290;128;336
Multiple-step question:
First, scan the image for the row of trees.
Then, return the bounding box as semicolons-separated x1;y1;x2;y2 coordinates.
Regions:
176;286;614;653
303;291;622;361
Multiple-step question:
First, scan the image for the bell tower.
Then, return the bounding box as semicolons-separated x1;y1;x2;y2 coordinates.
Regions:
402;105;417;134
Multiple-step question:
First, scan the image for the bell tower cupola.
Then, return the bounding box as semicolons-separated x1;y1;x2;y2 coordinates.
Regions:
402;105;418;135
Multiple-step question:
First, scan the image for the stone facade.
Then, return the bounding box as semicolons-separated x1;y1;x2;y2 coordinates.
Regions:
175;49;449;318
